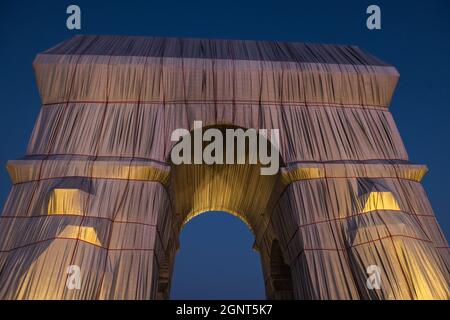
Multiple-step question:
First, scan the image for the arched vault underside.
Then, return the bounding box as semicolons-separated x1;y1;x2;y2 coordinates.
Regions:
0;36;449;299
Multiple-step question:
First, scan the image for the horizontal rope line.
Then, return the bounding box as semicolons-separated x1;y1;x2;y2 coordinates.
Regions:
19;153;411;167
297;211;436;229
0;236;156;253
0;214;158;228
2;209;433;226
21;154;169;166
10;175;165;186
286;159;412;166
289;234;436;264
284;210;436;248
2;234;439;255
9;174;423;187
352;234;433;247
41;99;390;110
284;175;423;184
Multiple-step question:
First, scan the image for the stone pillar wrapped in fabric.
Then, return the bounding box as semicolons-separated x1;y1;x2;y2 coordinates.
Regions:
0;35;448;299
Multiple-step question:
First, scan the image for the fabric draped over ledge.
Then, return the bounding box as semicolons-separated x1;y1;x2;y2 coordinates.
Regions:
0;36;448;299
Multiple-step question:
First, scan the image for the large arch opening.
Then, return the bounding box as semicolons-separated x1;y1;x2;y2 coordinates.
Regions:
162;125;285;299
170;211;265;299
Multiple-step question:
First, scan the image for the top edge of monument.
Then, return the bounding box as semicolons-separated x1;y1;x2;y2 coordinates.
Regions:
41;35;391;67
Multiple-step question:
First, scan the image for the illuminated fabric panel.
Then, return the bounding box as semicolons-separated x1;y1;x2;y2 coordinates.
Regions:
58;226;102;246
393;239;449;299
47;189;86;215
360;191;401;213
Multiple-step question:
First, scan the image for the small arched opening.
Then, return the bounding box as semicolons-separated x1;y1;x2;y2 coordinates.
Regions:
163;123;287;299
268;240;294;299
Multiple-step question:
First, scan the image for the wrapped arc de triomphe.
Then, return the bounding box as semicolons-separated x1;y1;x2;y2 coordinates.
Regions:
0;36;448;299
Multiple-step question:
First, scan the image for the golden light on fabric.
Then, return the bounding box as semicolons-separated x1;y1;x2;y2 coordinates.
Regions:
360;191;401;213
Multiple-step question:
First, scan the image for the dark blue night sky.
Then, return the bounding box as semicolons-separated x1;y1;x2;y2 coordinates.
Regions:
1;0;449;299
